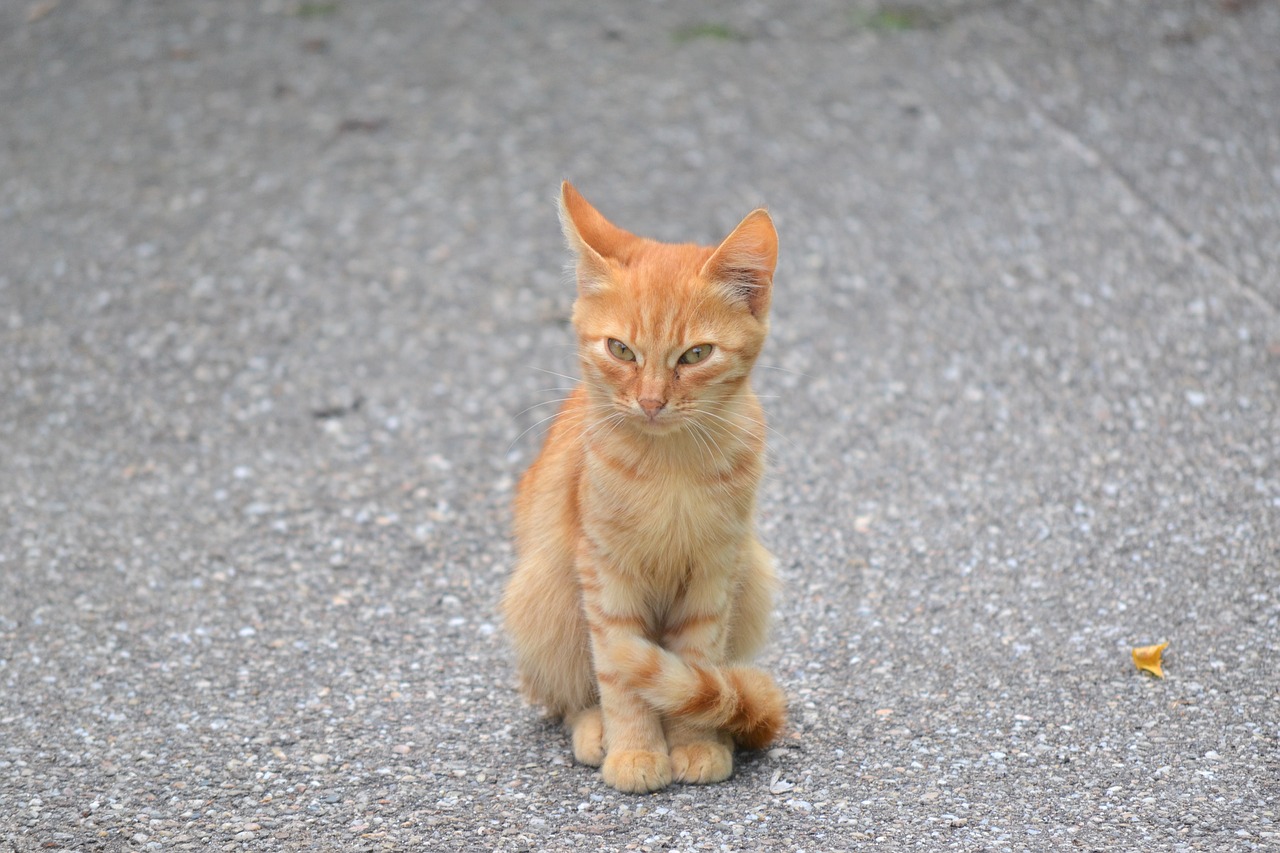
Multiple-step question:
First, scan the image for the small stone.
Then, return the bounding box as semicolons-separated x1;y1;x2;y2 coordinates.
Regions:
768;770;795;794
311;753;331;765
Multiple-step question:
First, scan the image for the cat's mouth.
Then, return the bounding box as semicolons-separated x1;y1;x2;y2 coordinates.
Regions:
626;403;684;434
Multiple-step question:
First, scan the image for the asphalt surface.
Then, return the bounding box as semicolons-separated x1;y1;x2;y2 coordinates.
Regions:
2;1;1278;850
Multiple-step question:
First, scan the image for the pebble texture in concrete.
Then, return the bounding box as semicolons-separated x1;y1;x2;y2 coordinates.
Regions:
1;1;1277;850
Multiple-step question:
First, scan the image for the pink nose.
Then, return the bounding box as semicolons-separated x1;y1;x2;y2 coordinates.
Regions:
638;398;666;418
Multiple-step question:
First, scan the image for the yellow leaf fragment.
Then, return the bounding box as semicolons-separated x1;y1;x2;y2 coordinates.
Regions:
1132;642;1169;678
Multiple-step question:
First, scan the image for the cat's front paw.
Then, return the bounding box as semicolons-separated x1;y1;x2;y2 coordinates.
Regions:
670;740;733;784
601;749;672;793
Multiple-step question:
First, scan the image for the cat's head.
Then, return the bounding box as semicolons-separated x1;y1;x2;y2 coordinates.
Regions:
559;181;777;435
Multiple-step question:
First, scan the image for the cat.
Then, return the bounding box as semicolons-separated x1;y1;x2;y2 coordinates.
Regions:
501;182;786;794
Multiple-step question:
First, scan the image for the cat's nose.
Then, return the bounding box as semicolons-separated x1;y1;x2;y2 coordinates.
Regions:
638;398;666;418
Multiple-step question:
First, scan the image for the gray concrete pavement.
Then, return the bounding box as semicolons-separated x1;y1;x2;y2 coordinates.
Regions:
2;0;1278;850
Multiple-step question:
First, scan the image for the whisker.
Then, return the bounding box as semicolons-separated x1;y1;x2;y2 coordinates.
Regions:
525;386;578;395
696;401;800;456
511;394;617;421
686;418;718;471
604;410;631;437
694;410;766;454
510;396;630;450
510;397;576;420
689;415;784;487
507;408;571;452
757;364;812;379
693;400;765;432
699;397;791;439
529;365;581;384
585;411;629;445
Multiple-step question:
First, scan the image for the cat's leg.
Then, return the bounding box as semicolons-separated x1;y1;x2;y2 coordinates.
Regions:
565;705;604;766
664;717;734;784
657;556;740;784
595;682;670;793
577;548;672;793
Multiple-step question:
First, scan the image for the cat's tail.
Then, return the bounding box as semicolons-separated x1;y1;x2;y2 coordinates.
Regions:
620;645;786;750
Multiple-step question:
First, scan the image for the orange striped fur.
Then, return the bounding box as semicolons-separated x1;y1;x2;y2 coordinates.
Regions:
501;179;783;788
502;182;786;793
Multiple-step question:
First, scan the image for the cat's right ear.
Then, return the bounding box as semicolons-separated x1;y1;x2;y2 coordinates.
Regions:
559;181;632;295
701;209;778;319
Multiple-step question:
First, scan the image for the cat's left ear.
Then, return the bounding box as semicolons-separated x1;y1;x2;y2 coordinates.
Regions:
701;209;777;318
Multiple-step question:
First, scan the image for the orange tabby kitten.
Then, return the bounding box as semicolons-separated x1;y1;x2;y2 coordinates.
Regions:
502;182;786;794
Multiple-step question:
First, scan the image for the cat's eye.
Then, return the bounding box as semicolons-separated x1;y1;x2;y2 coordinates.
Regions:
607;338;636;362
678;344;713;365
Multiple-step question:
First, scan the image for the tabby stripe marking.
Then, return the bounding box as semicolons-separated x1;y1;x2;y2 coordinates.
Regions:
577;566;603;593
674;664;732;720
590;455;647;485
662;610;720;639
712;449;758;484
629;646;662;689
585;601;645;628
685;360;732;385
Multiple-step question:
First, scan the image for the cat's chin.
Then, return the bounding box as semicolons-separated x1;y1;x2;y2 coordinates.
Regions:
627;414;685;436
